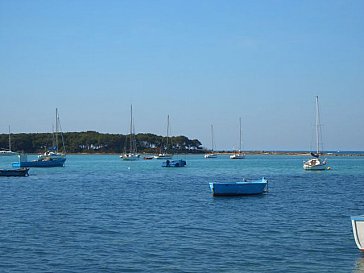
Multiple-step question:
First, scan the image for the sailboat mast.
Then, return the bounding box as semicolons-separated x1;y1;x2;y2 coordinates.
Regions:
239;117;242;152
55;108;59;153
166;115;170;151
130;105;133;153
8;125;11;151
315;96;320;154
211;124;214;152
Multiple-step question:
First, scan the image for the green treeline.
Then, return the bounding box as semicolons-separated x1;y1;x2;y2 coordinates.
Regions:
0;131;203;154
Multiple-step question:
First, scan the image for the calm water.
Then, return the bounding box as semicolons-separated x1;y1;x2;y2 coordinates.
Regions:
1;154;364;272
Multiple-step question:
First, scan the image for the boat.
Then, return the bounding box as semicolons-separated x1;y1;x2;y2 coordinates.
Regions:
120;105;140;161
0;168;29;177
303;96;328;170
230;117;245;159
204;124;217;158
154;115;173;160
12;108;66;168
143;156;154;160
0;126;17;156
209;178;268;196
162;159;186;167
351;215;364;252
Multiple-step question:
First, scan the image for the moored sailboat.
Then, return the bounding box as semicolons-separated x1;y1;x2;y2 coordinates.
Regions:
154;115;173;160
230;117;245;159
204;124;217;159
12;108;66;168
303;96;328;170
0;126;17;156
120;105;140;161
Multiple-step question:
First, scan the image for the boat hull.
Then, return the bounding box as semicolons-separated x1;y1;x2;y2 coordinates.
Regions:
204;154;217;158
154;154;173;160
209;178;268;196
303;158;327;170
230;154;245;159
351;216;364;252
12;158;66;168
0;168;29;177
162;159;186;167
120;153;140;161
0;151;18;156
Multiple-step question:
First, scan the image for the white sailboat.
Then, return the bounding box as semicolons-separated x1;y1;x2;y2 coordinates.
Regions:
0;126;17;156
37;108;67;161
154;115;173;160
230;117;245;159
303;96;328;170
120;105;140;161
204;124;217;158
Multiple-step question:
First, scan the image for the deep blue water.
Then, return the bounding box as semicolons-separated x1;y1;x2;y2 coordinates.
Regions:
1;154;364;272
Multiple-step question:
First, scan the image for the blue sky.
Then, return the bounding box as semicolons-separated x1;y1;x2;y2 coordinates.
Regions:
1;0;363;151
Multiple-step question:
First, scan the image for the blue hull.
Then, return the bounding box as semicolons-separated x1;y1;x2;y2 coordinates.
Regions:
12;158;66;168
0;168;29;177
209;178;268;196
162;159;186;167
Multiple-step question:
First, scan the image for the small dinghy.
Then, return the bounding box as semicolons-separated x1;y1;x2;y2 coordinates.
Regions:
351;215;364;251
209;177;268;196
0;168;29;177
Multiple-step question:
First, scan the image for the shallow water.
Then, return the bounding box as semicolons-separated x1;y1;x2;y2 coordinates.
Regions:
0;154;363;272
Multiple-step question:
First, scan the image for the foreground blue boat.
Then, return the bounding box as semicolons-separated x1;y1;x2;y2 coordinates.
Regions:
351;215;364;252
0;168;29;177
12;154;66;168
162;159;186;167
209;178;268;196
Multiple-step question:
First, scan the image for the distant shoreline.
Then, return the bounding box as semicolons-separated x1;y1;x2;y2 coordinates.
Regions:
63;151;364;157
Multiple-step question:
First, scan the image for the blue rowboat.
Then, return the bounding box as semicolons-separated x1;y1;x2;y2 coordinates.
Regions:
351;215;364;252
209;178;268;196
162;159;186;167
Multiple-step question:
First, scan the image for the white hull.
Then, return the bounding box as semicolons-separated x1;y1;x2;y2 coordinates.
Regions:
230;153;245;159
303;158;327;170
0;151;17;156
154;154;173;160
204;153;217;158
351;216;364;252
120;154;140;161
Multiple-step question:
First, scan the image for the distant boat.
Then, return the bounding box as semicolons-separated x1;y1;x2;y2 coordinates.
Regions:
120;105;140;161
351;215;364;252
0;167;29;177
303;96;328;170
209;178;268;196
0;126;17;156
230;117;245;159
12;109;66;168
204;124;217;159
154;115;173;160
162;159;186;167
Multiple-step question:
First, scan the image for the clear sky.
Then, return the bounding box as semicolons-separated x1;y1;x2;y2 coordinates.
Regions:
1;0;363;151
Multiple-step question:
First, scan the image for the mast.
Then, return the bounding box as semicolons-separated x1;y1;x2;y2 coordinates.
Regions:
239;117;242;153
130;104;133;153
55;108;59;153
8;125;11;151
211;124;214;152
166;115;170;153
315;96;320;155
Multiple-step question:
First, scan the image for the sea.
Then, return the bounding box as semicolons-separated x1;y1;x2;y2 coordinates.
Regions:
0;154;364;273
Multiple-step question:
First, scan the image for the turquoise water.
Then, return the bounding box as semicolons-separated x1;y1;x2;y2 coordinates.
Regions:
1;154;364;272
